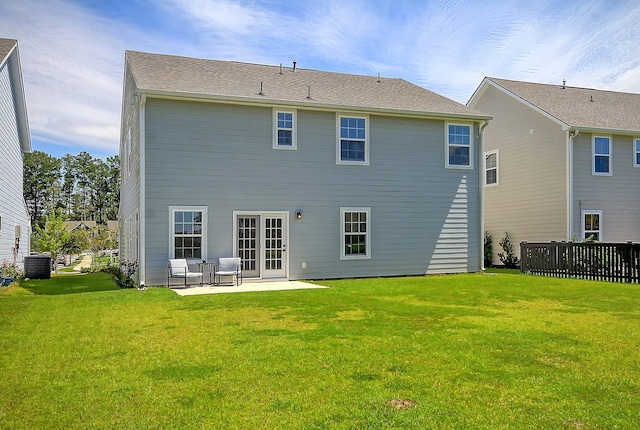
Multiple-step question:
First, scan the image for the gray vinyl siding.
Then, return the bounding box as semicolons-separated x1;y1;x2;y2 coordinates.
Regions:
118;63;141;267
572;133;640;242
0;59;30;266
140;98;481;285
475;85;567;264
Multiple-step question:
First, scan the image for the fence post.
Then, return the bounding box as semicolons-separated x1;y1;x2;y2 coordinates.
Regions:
520;241;527;273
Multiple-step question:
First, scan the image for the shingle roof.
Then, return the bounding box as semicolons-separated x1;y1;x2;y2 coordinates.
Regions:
486;77;640;133
126;50;489;120
0;38;17;63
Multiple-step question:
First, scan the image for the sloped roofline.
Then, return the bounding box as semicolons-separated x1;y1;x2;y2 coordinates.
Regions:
1;39;32;153
125;50;492;123
468;77;570;130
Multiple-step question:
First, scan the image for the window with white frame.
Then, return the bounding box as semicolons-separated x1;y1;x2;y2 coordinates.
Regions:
341;208;370;259
485;150;498;186
337;115;369;165
634;138;640;167
581;210;602;241
592;136;611;175
446;123;473;168
170;207;207;260
273;109;297;149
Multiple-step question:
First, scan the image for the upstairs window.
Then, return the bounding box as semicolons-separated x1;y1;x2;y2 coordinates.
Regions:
273;110;297;149
485;150;498;186
634;138;640;167
446;123;472;168
592;136;611;175
337;115;368;165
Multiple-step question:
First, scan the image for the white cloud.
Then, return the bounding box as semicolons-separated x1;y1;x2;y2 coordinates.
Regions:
2;0;640;158
0;0;140;156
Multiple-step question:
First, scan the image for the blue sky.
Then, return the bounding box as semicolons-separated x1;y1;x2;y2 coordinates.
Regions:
2;0;640;159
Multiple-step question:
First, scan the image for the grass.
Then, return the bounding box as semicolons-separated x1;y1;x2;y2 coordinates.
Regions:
1;272;640;429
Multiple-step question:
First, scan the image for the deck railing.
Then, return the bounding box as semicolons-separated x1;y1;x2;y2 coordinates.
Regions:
520;241;640;283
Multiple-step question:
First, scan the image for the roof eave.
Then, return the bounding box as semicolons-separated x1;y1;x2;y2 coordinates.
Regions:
138;88;493;122
3;42;32;153
568;125;640;136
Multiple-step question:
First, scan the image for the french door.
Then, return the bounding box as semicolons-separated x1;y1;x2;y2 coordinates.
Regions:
236;213;287;279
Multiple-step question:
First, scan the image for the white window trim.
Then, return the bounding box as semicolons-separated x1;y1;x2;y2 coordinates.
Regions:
445;122;474;169
634;137;640;167
273;108;297;150
581;210;603;241
340;207;371;260
336;113;370;166
592;135;612;176
484;149;499;187
169;206;208;261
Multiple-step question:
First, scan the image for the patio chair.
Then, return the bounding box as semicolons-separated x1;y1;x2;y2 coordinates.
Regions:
214;257;242;286
167;259;203;288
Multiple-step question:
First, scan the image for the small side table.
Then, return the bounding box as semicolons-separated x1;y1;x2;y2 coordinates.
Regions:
198;261;216;285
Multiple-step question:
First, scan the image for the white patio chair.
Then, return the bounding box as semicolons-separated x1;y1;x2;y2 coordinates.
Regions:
167;259;203;288
214;257;242;286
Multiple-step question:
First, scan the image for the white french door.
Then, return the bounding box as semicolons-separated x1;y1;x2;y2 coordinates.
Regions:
235;212;288;279
263;215;286;278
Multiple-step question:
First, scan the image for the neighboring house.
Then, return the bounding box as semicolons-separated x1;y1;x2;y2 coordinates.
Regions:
0;38;31;268
468;77;640;264
64;220;119;233
119;50;491;286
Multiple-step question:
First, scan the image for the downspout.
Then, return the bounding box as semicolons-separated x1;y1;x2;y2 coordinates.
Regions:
139;94;147;286
566;128;578;241
478;119;489;271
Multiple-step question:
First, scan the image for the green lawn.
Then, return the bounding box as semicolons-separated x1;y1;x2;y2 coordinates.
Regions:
1;272;639;429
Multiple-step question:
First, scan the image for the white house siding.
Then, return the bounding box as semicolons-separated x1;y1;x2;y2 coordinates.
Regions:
572;133;640;242
0;60;30;267
139;98;481;285
474;85;567;264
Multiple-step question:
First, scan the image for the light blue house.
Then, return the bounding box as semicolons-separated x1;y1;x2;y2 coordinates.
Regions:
0;38;31;269
119;50;491;286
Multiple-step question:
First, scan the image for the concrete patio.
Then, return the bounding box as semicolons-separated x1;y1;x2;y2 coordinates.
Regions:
171;279;328;296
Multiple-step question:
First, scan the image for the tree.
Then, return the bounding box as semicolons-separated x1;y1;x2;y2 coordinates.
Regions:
33;210;70;273
73;151;94;221
88;224;118;271
498;232;519;268
23;151;61;228
59;154;77;218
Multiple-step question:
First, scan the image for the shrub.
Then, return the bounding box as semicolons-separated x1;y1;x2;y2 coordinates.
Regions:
110;260;139;289
484;231;493;267
498;232;519;268
1;261;21;279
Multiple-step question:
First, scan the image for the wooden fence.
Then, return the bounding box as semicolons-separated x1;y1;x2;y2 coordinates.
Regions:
520;241;640;283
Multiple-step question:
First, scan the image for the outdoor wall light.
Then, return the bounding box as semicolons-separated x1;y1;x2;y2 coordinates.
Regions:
296;210;302;220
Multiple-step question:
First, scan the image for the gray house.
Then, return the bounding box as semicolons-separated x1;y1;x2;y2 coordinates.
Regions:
468;77;640;264
0;38;31;268
119;50;491;286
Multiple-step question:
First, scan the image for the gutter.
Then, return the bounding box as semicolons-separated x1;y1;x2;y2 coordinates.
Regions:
139;94;147;287
478;119;490;271
137;89;493;123
565;127;579;241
